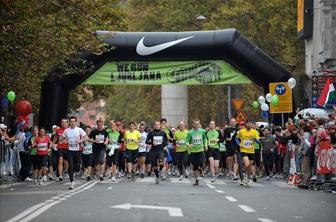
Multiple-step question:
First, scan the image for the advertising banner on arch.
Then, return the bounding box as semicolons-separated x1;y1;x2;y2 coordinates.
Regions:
83;61;251;85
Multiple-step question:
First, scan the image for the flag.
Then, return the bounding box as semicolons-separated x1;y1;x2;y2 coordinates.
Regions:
317;78;336;106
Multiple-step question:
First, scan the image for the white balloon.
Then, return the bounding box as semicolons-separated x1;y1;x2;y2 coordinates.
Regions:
258;96;266;104
288;78;296;89
261;103;269;111
266;93;273;102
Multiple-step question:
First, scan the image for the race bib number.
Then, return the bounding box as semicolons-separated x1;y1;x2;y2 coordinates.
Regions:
192;136;202;145
107;144;114;150
38;143;48;151
209;139;217;145
58;135;65;143
68;139;79;151
153;136;163;145
127;138;135;144
243;139;253;148
178;139;185;145
110;139;119;149
83;143;92;154
139;143;147;152
96;135;105;143
219;143;226;152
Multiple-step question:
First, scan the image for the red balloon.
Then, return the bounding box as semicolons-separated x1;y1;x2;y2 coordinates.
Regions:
15;100;32;116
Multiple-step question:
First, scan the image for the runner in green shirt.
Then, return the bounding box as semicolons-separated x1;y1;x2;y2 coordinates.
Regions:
106;121;123;182
206;121;223;182
173;121;189;181
186;119;207;186
28;126;39;184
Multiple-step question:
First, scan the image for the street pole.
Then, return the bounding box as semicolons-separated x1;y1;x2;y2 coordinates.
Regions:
227;85;231;121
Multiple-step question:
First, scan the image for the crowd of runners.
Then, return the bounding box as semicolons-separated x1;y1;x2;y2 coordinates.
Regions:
0;115;335;190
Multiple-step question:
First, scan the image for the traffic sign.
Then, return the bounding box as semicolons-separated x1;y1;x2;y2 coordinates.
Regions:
232;99;244;110
236;111;247;122
269;82;293;113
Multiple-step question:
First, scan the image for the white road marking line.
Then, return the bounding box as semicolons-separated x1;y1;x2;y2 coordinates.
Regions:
258;218;276;222
0;190;63;196
238;205;256;213
225;196;238;202
206;183;216;189
135;177;156;183
204;179;226;185
215;189;225;194
19;200;62;222
170;178;191;183
4;202;45;222
108;187;112;190
271;181;297;189
249;182;264;187
110;203;183;217
4;180;97;222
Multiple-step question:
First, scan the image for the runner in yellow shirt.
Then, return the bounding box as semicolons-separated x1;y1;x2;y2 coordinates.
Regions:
124;122;141;180
236;120;260;186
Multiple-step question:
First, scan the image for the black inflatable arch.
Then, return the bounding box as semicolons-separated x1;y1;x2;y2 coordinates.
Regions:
39;29;291;129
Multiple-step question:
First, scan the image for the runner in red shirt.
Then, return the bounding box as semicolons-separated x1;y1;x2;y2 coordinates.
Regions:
33;128;51;185
53;118;69;182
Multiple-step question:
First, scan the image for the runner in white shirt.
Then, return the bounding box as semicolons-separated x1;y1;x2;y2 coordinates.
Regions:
138;123;148;178
63;116;87;189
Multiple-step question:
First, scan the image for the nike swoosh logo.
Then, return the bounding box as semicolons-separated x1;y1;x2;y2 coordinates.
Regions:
136;36;194;56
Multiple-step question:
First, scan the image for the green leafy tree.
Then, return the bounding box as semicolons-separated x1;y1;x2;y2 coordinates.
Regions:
0;0;125;119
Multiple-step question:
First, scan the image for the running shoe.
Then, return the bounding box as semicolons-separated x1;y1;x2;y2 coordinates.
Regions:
233;175;239;181
86;176;91;181
69;182;75;190
99;175;104;181
239;180;244;186
266;176;270;181
179;175;183;181
43;175;48;182
58;176;63;182
155;177;160;184
112;176;116;182
127;174;131;179
211;177;216;183
193;179;199;186
140;173;144;179
246;179;250;187
253;176;257;183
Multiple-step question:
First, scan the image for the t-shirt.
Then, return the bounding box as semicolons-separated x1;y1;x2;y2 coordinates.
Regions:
146;129;168;151
107;130;122;150
236;128;259;154
139;131;148;153
206;129;222;149
56;127;68;150
63;127;86;151
186;128;207;153
89;129;108;150
174;130;189;152
124;130;141;150
224;127;238;150
28;136;37;155
82;141;93;155
261;135;276;153
34;136;50;155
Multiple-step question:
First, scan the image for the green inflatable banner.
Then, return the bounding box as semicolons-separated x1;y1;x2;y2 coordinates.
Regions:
84;60;251;85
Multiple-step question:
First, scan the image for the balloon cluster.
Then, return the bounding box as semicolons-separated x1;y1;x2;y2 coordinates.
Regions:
5;91;32;129
251;78;296;111
252;94;279;111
